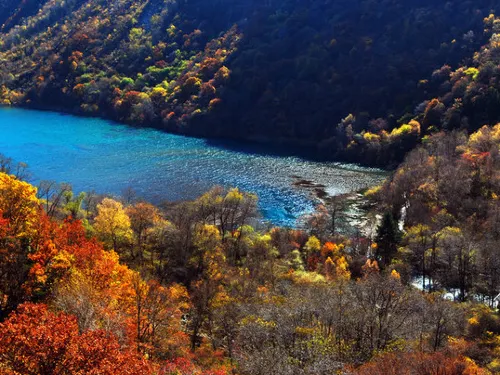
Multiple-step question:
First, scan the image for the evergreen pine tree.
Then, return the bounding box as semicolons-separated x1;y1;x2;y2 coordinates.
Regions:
374;212;402;268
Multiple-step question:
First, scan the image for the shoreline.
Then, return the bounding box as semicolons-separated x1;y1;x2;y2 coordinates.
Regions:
0;103;394;170
291;176;383;237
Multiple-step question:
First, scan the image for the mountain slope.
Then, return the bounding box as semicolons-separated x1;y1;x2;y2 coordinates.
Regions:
336;16;500;167
0;0;50;31
0;0;499;166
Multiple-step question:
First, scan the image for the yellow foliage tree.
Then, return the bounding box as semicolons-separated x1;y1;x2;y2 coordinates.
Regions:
324;242;351;280
303;235;321;254
0;172;39;236
93;198;132;252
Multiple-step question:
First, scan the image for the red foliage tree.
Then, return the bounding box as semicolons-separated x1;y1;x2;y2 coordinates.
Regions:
352;348;488;375
0;303;153;375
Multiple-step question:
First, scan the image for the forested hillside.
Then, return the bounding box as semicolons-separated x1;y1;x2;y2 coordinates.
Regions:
1;0;499;166
0;0;49;31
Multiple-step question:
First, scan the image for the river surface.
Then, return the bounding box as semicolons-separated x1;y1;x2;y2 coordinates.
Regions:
0;107;386;226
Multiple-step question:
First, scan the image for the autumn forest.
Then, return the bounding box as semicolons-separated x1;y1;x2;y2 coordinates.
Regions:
3;0;500;374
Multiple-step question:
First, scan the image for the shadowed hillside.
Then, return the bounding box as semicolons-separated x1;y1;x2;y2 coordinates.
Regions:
0;0;49;31
1;0;500;166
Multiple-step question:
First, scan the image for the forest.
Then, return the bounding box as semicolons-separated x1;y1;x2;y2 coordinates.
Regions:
4;0;500;374
1;0;500;166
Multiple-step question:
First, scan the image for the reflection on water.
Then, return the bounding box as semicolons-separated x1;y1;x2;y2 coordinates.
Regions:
0;107;386;226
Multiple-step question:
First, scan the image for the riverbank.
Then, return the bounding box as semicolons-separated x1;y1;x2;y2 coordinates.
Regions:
292;175;384;236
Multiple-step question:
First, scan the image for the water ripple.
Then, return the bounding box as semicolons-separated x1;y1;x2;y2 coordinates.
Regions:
0;107;386;226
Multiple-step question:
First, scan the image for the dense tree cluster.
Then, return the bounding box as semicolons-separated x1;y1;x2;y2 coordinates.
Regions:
0;170;231;374
337;14;500;167
370;124;500;307
2;159;500;373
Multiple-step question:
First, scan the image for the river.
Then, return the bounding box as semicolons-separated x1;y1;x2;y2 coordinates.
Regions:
0;107;386;226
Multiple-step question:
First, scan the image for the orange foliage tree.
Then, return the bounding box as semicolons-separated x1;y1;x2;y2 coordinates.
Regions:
0;172;42;316
0;303;153;375
352;346;490;375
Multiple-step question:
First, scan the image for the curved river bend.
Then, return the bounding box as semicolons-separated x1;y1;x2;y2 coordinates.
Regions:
0;108;385;226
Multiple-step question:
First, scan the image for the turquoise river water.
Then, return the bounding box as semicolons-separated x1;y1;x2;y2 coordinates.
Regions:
0;107;386;226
